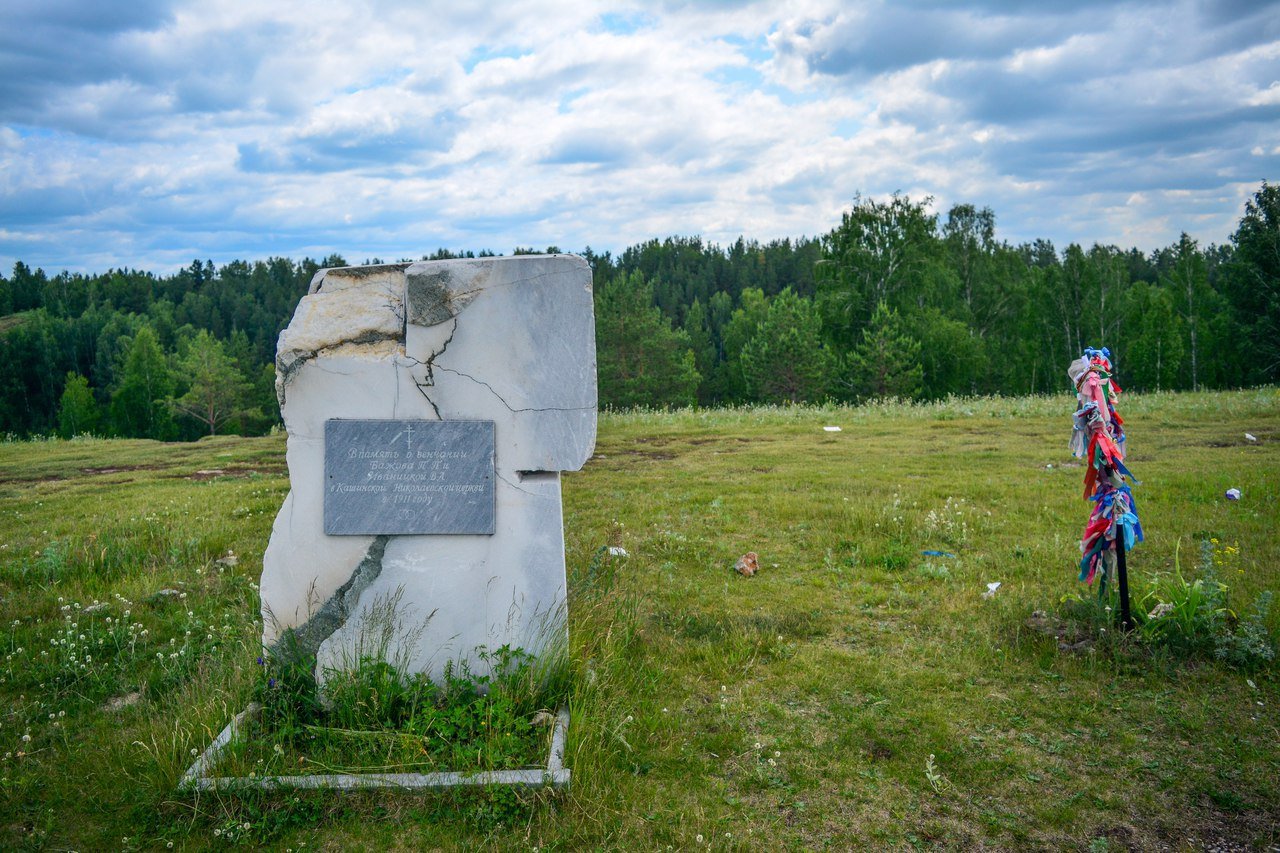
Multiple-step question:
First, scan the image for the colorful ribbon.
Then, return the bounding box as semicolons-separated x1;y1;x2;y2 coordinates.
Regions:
1069;348;1140;586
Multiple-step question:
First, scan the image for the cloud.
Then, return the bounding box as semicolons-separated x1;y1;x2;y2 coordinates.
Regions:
0;0;1277;273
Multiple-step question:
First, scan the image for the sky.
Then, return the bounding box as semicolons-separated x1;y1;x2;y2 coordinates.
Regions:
1;0;1278;275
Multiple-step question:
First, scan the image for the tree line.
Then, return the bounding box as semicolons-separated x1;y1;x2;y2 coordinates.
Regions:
592;183;1279;407
0;183;1276;438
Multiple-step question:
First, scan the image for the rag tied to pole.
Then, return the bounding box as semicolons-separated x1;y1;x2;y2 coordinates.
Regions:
1068;347;1143;588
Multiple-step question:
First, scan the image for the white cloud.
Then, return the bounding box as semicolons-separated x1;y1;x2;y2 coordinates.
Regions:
0;0;1277;272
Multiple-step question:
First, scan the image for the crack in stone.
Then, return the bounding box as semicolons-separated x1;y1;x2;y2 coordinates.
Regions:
276;330;402;407
409;318;456;420
496;471;538;496
269;535;390;666
435;365;593;414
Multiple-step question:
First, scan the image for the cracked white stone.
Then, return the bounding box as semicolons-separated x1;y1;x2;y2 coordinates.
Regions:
260;256;596;681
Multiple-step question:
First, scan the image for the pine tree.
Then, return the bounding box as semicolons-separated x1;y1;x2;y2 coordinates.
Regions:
740;289;833;403
170;330;252;435
594;271;700;408
843;301;923;400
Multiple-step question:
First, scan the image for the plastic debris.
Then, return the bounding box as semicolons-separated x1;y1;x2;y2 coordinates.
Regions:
1245;433;1257;442
823;426;842;432
982;582;1001;599
607;546;629;557
921;550;956;558
1226;488;1241;501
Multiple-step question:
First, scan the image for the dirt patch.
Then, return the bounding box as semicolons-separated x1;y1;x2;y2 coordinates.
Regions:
619;450;677;460
0;472;67;485
81;464;164;475
184;466;285;480
865;743;894;761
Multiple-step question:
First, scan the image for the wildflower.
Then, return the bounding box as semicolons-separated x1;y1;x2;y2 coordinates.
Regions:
21;733;31;742
268;678;277;688
696;835;703;844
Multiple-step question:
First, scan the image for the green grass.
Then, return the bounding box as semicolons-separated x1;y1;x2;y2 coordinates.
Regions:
220;639;569;780
1;389;1278;849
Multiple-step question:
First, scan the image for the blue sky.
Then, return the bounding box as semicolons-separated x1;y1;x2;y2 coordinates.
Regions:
1;0;1277;273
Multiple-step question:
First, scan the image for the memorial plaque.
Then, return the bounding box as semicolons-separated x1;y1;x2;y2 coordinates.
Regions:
324;419;495;535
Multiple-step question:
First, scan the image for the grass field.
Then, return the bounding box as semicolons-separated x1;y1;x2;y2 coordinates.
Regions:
1;389;1277;850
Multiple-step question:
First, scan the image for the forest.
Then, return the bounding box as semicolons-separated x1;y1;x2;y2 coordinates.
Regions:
0;183;1276;440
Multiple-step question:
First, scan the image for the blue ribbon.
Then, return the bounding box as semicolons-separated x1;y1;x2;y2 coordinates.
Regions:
1091;484;1145;548
1115;511;1143;549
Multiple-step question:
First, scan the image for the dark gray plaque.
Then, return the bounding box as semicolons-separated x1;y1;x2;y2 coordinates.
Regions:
324;419;495;535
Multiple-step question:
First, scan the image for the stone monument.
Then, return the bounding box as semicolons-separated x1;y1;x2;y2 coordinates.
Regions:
259;255;596;682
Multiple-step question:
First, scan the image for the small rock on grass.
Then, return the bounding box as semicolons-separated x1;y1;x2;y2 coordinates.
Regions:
1025;610;1065;636
104;691;143;712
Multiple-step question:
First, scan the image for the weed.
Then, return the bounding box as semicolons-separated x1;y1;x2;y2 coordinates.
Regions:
1135;539;1230;655
1215;590;1275;670
1134;539;1277;668
924;753;949;793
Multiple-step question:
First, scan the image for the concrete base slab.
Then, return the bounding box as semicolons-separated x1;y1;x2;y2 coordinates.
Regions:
180;704;571;793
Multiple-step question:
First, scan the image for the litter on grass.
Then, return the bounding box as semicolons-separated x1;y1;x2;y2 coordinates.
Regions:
982;581;1002;599
1226;488;1241;500
734;552;760;577
823;426;842;432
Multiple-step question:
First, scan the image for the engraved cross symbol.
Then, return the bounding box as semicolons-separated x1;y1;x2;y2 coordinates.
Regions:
404;423;414;452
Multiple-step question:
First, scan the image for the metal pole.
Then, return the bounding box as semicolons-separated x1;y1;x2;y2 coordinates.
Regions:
1116;526;1133;631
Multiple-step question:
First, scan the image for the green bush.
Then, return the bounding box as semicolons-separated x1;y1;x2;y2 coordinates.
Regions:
1135;539;1276;669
